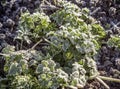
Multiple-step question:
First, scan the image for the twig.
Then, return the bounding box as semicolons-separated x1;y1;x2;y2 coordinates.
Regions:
44;0;57;6
41;0;45;4
0;50;28;56
44;0;51;5
99;76;120;83
89;73;99;80
109;21;120;30
96;77;110;89
0;53;9;56
44;38;58;48
53;0;57;5
90;7;101;15
67;86;77;89
20;40;23;50
40;0;59;10
30;39;43;50
0;39;43;57
40;5;59;10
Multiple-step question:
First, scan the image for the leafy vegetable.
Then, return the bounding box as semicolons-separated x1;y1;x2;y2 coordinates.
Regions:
0;0;106;89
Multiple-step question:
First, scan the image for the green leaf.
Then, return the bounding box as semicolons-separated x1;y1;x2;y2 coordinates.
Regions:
36;64;44;74
8;62;21;76
91;24;105;38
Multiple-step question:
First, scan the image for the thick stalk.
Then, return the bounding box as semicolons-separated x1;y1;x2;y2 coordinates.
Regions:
96;77;110;89
99;76;120;83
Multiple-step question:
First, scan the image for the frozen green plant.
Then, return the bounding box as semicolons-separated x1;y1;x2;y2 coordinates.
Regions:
0;0;106;89
70;62;86;87
46;0;105;66
11;75;38;89
107;35;120;48
16;11;55;44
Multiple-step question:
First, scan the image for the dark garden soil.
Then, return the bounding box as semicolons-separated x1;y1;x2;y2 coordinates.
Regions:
0;0;120;89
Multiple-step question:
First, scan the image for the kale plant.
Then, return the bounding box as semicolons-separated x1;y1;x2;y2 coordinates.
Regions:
0;0;107;89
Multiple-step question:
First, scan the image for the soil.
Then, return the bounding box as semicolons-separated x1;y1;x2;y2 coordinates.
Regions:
0;0;120;89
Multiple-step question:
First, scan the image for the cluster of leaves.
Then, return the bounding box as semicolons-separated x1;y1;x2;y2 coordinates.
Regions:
0;45;98;89
107;35;120;48
46;0;105;69
16;11;55;44
0;0;106;89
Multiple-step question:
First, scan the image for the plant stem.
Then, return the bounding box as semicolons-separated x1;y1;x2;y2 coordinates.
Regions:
30;39;43;50
40;5;59;10
96;77;110;89
90;7;101;15
53;0;57;5
20;40;23;50
0;53;9;56
44;38;58;48
99;76;120;83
